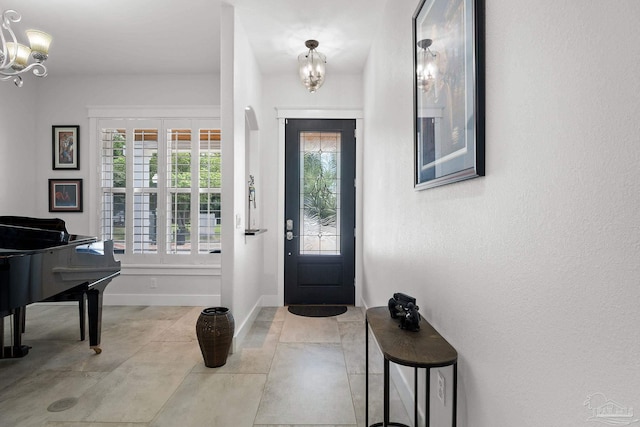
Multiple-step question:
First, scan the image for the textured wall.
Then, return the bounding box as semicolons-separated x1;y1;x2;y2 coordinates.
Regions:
362;0;640;425
0;82;38;214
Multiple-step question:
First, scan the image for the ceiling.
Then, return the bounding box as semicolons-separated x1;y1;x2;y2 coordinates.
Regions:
1;0;388;77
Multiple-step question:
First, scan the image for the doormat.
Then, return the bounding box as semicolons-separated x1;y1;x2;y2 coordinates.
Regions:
288;305;348;318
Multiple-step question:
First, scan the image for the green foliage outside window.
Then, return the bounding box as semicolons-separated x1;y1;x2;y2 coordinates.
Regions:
303;152;337;227
110;132;221;230
112;133;126;188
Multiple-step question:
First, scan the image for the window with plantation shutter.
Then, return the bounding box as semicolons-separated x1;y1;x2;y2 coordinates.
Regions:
99;118;221;262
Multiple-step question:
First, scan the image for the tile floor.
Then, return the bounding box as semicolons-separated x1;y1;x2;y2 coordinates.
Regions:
0;305;411;426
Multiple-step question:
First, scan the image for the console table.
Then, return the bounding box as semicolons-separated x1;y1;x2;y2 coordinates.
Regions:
366;306;458;427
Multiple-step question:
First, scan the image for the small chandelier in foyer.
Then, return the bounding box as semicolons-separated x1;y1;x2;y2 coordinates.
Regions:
416;38;438;96
298;40;326;93
0;9;52;87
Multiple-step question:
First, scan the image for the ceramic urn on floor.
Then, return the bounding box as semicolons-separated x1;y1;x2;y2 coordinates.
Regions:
195;307;234;367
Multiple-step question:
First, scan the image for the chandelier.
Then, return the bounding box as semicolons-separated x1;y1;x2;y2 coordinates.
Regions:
298;40;326;93
416;38;438;96
0;9;52;87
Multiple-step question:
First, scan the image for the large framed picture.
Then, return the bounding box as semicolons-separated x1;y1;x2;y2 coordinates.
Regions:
52;125;80;170
413;0;485;190
48;179;83;212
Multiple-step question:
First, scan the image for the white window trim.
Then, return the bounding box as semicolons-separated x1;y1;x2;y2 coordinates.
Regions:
88;106;221;268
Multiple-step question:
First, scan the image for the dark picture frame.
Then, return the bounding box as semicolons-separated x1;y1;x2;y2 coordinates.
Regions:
52;125;80;170
413;0;485;190
48;179;83;212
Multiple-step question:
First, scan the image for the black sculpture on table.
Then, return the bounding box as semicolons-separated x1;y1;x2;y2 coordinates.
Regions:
388;292;421;331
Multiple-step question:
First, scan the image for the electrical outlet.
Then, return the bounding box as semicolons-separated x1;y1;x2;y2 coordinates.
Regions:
150;278;157;289
437;371;445;405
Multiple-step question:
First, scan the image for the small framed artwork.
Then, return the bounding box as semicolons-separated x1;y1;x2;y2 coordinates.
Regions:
48;179;83;212
413;0;485;190
52;125;80;170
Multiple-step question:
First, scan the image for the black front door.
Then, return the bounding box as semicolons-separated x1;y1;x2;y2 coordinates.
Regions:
284;119;356;305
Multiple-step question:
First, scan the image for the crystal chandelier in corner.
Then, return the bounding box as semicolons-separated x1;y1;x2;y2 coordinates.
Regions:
0;9;52;87
298;40;326;93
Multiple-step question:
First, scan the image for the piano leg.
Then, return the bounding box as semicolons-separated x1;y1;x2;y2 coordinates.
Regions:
79;292;86;341
21;305;26;333
1;307;30;358
86;286;104;354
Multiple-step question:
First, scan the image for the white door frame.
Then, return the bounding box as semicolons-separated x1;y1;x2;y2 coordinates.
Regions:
275;108;364;306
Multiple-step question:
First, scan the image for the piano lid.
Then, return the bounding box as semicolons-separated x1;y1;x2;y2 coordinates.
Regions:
0;216;91;254
0;216;68;234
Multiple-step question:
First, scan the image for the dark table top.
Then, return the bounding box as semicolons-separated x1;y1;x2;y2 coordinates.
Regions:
366;306;457;368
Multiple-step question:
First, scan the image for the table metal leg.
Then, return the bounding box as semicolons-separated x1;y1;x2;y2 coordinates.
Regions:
384;357;390;426
426;368;431;427
452;362;458;427
414;367;419;427
366;319;369;427
367;329;410;427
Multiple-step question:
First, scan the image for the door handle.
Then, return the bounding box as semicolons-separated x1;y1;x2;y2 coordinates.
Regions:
285;219;297;240
285;219;296;240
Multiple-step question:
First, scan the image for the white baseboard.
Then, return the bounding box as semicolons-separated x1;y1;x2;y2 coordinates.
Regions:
230;297;263;353
103;293;221;307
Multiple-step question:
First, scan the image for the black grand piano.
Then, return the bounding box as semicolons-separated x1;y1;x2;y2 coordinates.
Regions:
0;216;121;359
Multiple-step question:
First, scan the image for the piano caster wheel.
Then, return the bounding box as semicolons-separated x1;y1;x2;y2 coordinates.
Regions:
91;346;102;354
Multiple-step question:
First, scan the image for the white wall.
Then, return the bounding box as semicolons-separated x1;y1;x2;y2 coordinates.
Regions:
34;74;220;230
30;74;222;305
363;1;640;426
0;81;39;214
259;73;364;303
220;4;266;345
